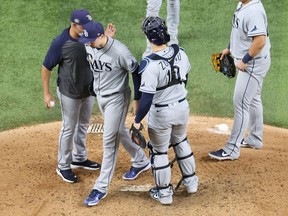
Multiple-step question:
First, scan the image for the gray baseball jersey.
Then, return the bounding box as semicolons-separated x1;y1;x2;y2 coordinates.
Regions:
140;46;190;104
223;0;271;158
230;0;270;59
86;38;138;96
85;37;149;193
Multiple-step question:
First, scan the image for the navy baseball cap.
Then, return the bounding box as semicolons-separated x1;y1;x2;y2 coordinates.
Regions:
78;21;104;44
70;9;92;25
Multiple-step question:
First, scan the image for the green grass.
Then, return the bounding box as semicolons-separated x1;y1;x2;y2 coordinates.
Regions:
0;0;287;131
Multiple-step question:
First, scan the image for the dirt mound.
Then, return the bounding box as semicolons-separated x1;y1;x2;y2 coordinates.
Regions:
0;116;287;216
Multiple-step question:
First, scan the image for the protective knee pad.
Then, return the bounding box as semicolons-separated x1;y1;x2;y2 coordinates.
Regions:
148;142;171;189
171;138;196;180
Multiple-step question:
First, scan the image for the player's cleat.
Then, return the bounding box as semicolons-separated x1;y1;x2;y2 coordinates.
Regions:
186;181;198;194
208;149;235;161
71;159;101;171
122;163;151;180
149;187;173;205
240;139;263;149
56;168;77;183
84;189;107;206
142;46;152;58
240;139;251;148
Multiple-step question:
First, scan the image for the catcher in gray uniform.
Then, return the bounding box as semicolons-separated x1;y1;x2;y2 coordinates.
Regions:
78;21;150;206
133;16;199;205
209;0;271;160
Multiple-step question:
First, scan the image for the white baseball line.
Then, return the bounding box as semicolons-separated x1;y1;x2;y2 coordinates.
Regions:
120;184;153;192
120;184;184;192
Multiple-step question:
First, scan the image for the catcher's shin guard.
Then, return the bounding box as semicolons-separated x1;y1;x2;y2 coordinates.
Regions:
148;142;172;191
170;138;196;191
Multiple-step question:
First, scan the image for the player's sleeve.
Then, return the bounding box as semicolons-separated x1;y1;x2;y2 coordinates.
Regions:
42;37;63;71
134;92;154;123
132;65;142;100
246;10;267;37
118;45;138;73
139;60;158;94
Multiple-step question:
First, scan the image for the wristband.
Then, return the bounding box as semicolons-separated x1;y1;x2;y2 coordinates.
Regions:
227;43;230;49
242;53;253;64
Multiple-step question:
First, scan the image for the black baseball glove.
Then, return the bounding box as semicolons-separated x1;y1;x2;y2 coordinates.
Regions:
211;53;236;78
130;123;147;149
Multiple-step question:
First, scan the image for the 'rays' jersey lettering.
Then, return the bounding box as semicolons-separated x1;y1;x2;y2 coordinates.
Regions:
85;37;138;96
230;0;270;59
139;44;191;105
87;53;112;72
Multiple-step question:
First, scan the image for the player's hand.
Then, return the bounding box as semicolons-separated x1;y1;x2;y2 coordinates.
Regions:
132;122;141;130
220;48;230;60
105;23;116;38
44;94;55;108
131;100;139;116
236;60;247;72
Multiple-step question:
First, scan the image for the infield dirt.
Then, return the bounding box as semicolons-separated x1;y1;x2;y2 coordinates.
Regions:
0;115;287;216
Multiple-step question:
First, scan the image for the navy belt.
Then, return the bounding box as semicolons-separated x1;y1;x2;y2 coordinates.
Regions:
154;98;186;108
101;92;119;97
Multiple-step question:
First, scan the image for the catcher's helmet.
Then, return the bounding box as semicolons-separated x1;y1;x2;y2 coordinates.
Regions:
142;16;170;45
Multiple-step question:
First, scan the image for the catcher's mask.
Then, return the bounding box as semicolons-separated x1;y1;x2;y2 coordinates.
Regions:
141;16;170;45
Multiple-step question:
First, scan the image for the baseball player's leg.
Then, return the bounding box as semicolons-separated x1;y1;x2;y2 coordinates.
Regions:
167;0;180;45
170;102;198;193
120;127;150;166
57;88;81;170
143;0;162;58
119;89;150;169
92;92;130;193
146;0;162;16
72;96;94;162
148;126;173;204
244;89;264;148
223;71;261;158
243;57;270;148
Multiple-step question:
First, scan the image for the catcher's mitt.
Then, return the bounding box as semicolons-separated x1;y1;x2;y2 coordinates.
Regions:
130;123;147;149
211;53;236;78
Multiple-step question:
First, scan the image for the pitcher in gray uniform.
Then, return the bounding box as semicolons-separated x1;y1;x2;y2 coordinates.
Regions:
209;0;271;161
77;21;151;206
133;16;198;205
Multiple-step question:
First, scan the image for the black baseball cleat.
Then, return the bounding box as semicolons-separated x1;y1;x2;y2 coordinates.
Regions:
122;163;151;180
208;149;235;161
71;159;101;170
56;168;77;183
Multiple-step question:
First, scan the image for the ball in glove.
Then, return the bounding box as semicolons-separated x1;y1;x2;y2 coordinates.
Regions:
211;53;236;78
130;123;147;149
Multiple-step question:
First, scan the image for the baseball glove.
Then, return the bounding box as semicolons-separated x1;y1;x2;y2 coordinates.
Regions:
130;123;147;149
211;53;236;78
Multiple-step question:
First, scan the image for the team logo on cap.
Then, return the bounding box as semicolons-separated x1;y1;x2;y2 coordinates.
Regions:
74;18;80;24
86;15;92;21
83;30;89;37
